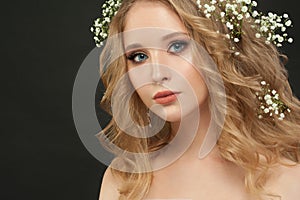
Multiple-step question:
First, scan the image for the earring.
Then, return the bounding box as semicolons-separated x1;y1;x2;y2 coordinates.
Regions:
147;109;152;128
256;81;291;120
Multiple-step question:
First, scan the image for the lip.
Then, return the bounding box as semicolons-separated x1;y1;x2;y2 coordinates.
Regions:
153;90;180;104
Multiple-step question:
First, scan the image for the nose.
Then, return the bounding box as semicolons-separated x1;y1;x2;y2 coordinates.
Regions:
150;50;170;83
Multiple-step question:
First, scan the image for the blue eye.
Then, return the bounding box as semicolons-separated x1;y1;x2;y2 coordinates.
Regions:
127;52;148;63
168;41;188;54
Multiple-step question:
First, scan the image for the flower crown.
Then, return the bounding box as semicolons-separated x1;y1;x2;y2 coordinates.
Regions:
90;0;293;52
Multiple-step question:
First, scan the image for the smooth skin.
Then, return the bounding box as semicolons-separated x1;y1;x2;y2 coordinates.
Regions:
99;1;300;200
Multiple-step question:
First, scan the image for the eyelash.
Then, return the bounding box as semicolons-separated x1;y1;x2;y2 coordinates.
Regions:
126;40;189;64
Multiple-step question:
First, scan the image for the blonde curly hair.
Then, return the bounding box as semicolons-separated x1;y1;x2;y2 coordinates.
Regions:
98;0;300;199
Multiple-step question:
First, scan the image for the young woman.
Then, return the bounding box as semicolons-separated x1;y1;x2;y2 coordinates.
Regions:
92;0;300;199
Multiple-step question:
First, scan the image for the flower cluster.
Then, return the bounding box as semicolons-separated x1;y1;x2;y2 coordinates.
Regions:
256;81;291;120
254;12;293;47
90;0;294;50
90;0;122;47
196;0;293;54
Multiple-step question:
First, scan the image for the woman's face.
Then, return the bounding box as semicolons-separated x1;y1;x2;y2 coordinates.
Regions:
123;1;209;122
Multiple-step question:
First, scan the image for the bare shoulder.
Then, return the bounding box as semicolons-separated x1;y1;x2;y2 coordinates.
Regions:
266;160;300;200
99;167;120;200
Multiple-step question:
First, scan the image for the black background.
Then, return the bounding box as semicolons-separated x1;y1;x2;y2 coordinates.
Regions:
2;0;299;200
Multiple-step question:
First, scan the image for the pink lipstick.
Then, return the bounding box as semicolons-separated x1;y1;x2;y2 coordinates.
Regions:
153;90;179;104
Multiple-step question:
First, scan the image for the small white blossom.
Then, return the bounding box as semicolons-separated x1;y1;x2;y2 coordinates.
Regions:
288;38;293;43
234;38;240;42
241;6;248;13
237;14;243;20
266;99;273;105
285;20;292;27
278;36;284;43
210;0;217;4
226;22;234;30
264;94;271;100
245;12;251;18
252;1;257;7
255;33;261;38
264;108;270;113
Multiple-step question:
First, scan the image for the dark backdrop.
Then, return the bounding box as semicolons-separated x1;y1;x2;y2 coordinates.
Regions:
2;0;299;200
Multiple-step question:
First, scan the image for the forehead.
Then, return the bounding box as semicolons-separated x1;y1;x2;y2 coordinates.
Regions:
123;1;187;32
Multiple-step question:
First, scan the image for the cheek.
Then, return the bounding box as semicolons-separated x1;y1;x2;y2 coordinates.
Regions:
185;68;209;103
135;86;153;107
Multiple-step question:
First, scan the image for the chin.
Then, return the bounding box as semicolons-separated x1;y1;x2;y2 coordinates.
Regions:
150;104;185;123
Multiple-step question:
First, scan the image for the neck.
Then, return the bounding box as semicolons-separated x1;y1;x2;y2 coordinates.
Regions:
170;99;219;160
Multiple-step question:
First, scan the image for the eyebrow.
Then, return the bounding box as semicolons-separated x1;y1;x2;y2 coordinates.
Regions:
162;31;189;40
124;31;189;52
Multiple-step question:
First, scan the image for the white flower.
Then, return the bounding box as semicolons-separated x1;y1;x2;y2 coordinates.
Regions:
226;22;234;30
264;94;271;100
210;0;217;4
245;12;251;18
206;13;211;18
281;27;286;32
252;10;259;17
237;14;243;20
209;5;216;12
255;33;261;38
271;90;277;95
268;12;274;18
288;38;293;43
261;81;266;85
241;6;248;13
234;38;240;42
265;40;271;45
278;36;284;43
283;13;289;18
260;26;268;32
244;0;251;4
285;20;292;26
252;1;257;7
280;113;285;119
266;99;273;105
220;12;225;18
264;108;270;113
